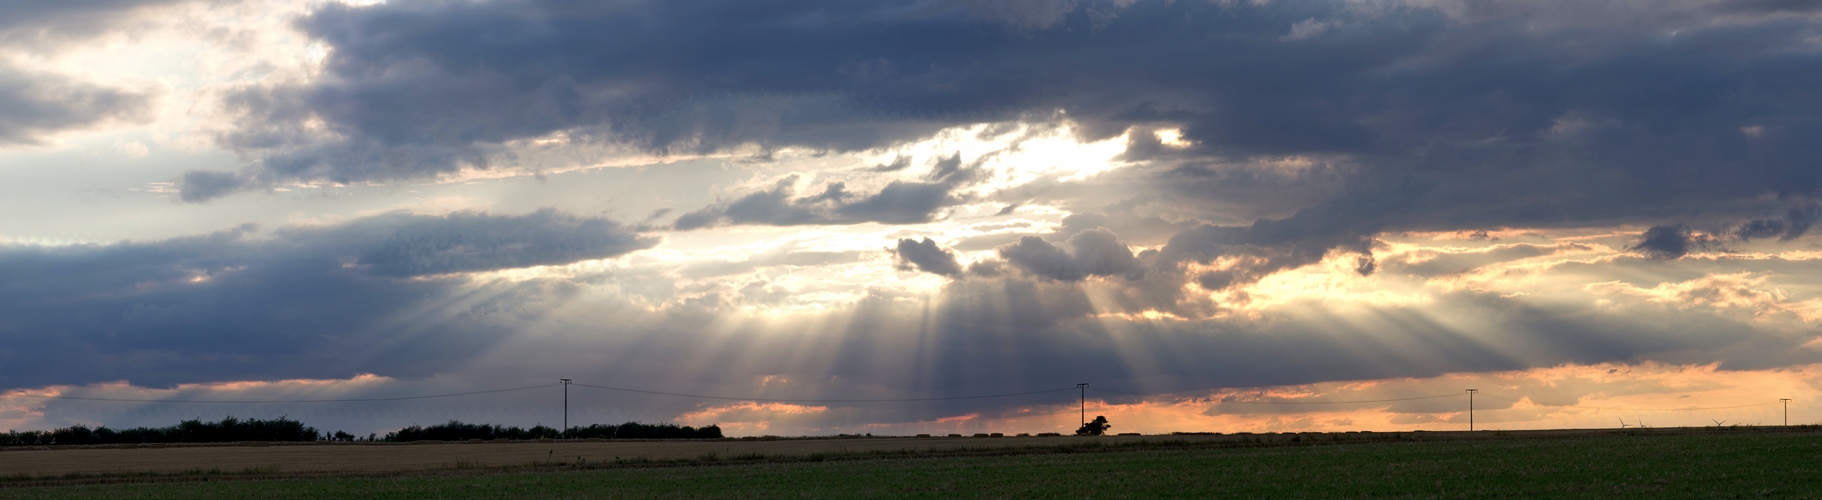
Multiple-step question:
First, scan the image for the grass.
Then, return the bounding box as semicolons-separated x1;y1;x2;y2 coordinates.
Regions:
3;431;1820;498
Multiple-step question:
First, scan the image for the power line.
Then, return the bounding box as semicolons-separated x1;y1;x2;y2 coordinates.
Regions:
911;408;1083;425
570;382;1077;403
1479;392;1778;412
1;384;560;404
1468;389;1478;431
1;381;1801;415
1092;387;1462;405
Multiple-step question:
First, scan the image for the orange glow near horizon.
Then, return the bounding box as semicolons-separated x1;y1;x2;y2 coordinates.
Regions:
659;362;1822;437
1;363;1818;436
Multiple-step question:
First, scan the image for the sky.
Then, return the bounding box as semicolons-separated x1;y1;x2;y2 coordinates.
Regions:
3;0;1822;437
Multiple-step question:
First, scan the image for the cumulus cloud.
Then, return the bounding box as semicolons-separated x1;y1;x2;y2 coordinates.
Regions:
928;203;1387;316
1630;225;1717;260
1733;202;1822;242
0;209;654;389
998;228;1144;281
892;237;964;277
177;170;249;203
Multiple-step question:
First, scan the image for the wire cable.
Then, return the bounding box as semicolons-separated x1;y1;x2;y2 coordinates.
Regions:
1207;394;1463;405
1091;387;1462;405
0;380;1800;413
571;383;1077;403
2;384;560;404
1477;393;1781;411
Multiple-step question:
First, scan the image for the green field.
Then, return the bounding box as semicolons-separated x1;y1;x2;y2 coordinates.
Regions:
6;431;1821;499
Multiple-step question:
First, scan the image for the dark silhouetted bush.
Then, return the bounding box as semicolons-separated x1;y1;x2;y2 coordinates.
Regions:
1075;415;1111;436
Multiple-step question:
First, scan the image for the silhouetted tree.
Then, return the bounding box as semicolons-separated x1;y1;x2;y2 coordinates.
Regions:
378;420;722;442
0;416;318;445
1075;416;1111;436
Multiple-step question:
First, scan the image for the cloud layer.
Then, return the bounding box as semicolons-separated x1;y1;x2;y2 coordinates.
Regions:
193;0;1822;240
8;0;1822;437
0;63;151;145
0;209;654;389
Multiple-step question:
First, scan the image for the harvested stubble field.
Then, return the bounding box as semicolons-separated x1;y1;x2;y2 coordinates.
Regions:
3;428;1821;498
0;434;1199;477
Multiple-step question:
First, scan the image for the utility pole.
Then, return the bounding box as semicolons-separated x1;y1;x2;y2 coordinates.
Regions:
1781;398;1792;427
561;378;572;435
1466;389;1478;431
1077;383;1089;428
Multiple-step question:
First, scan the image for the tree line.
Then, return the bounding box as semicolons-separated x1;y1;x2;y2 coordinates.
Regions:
385;420;723;441
0;416;319;446
0;416;722;446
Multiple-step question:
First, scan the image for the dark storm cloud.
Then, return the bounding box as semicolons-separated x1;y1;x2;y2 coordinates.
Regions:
199;0;1822;217
0;63;151;146
187;3;1766;212
188;0;1822;282
1720;0;1822;14
0;209;654;390
891;237;964;277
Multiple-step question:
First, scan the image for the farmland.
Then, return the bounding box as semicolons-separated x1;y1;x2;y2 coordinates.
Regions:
3;427;1821;498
